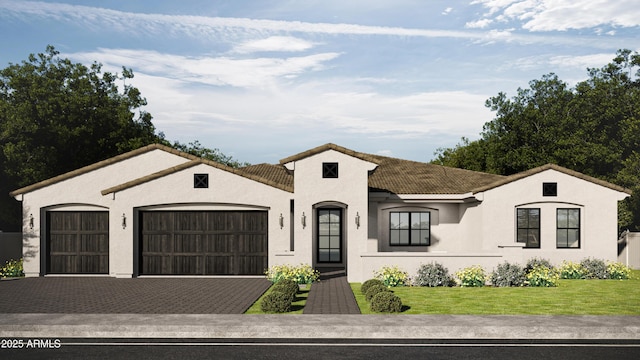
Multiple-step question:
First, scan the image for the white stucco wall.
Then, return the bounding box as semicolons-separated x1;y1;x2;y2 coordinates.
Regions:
17;149;191;277
284;150;377;281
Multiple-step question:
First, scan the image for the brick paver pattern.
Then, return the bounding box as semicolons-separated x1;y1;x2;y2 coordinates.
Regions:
303;275;360;314
0;277;271;314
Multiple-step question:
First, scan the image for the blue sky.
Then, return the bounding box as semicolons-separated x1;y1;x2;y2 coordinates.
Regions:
1;0;639;164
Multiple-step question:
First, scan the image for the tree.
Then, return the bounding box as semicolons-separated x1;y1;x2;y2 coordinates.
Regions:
0;46;161;230
433;49;640;230
0;46;248;231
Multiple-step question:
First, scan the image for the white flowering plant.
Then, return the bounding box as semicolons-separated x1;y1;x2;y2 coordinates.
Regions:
374;265;410;287
265;263;320;284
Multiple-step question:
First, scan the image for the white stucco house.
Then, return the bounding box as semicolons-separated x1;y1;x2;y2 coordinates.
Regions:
11;143;631;282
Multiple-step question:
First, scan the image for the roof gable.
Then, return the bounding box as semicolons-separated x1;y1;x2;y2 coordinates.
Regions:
279;143;381;165
10;144;196;197
472;164;632;195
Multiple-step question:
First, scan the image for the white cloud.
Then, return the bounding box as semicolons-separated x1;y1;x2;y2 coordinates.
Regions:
442;7;453;15
465;18;493;29
69;49;340;89
232;36;318;53
471;0;640;31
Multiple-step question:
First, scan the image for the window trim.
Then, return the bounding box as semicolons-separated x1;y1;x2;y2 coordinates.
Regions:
193;173;209;188
389;211;431;246
516;208;540;249
556;208;581;249
543;182;558;197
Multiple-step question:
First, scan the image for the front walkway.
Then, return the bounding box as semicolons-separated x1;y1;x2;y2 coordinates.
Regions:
303;271;361;314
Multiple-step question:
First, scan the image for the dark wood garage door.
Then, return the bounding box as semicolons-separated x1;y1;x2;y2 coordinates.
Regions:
139;211;268;275
47;211;109;274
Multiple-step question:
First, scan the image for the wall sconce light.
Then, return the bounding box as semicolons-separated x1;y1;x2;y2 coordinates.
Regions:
122;213;127;229
301;212;306;229
279;213;284;229
355;212;360;229
29;214;34;230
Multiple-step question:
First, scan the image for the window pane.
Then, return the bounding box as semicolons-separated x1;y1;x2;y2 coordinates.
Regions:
329;210;340;222
557;209;568;228
390;230;399;245
517;209;528;228
529;209;540;228
557;230;567;248
318;249;329;262
399;213;409;229
418;230;429;245
319;236;329;248
411;229;420;244
330;236;340;249
399;230;409;244
390;213;400;229
567;229;579;248
330;223;340;235
319;213;330;223
527;229;540;248
329;249;340;262
319;223;329;236
568;210;579;228
517;230;528;243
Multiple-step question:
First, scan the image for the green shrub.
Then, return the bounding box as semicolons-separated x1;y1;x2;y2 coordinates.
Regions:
1;258;24;278
490;262;526;287
265;263;320;284
272;280;298;299
526;265;559;287
607;261;632;280
525;257;553;274
361;279;385;295
580;258;608;279
365;284;391;301
455;265;487;287
415;262;452;287
370;291;402;313
558;261;585;279
374;265;409;287
260;291;293;313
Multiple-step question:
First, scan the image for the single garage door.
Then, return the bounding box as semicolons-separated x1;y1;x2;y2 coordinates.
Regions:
47;211;109;274
139;211;268;275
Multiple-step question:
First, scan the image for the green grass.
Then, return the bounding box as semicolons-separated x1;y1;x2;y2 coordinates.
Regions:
244;284;311;314
351;270;640;315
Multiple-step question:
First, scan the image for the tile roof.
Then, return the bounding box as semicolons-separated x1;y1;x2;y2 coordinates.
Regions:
472;163;632;195
240;163;294;191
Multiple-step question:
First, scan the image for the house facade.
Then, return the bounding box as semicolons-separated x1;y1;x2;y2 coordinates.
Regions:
11;143;631;282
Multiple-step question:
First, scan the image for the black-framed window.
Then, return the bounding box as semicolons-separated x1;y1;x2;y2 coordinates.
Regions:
517;208;540;248
322;162;338;178
557;208;580;248
194;174;209;188
543;182;557;196
389;211;430;246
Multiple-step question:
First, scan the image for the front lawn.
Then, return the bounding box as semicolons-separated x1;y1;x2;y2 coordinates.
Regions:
351;270;640;315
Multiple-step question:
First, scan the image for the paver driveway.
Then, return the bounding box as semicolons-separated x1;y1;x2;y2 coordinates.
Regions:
0;277;271;314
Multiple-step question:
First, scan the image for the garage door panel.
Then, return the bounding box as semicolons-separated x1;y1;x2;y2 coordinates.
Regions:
140;211;267;275
47;211;109;274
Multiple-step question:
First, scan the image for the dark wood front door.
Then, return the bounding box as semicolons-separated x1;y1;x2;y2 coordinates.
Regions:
47;211;109;274
139;211;268;275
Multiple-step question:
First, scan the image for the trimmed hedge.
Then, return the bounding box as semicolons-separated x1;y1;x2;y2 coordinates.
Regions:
370;291;402;313
365;284;391;301
260;291;293;313
361;279;385;295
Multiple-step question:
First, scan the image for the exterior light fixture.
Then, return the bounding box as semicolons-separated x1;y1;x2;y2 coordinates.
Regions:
355;212;360;229
301;212;306;229
29;214;34;230
122;213;127;229
279;213;284;229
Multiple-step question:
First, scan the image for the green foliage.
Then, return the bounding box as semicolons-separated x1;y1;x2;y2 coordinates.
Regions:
580;258;608;279
271;279;299;299
374;265;409;287
1;258;24;278
432;49;640;230
361;279;385;295
414;262;452;287
526;265;559;287
370;291;402;313
265;264;320;284
525;257;553;274
170;140;249;168
455;265;487;287
365;284;391;302
607;261;632;280
558;261;585;279
490;262;526;287
260;291;293;313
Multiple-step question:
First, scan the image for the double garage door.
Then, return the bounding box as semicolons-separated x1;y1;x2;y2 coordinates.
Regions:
139;211;268;275
46;210;268;276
